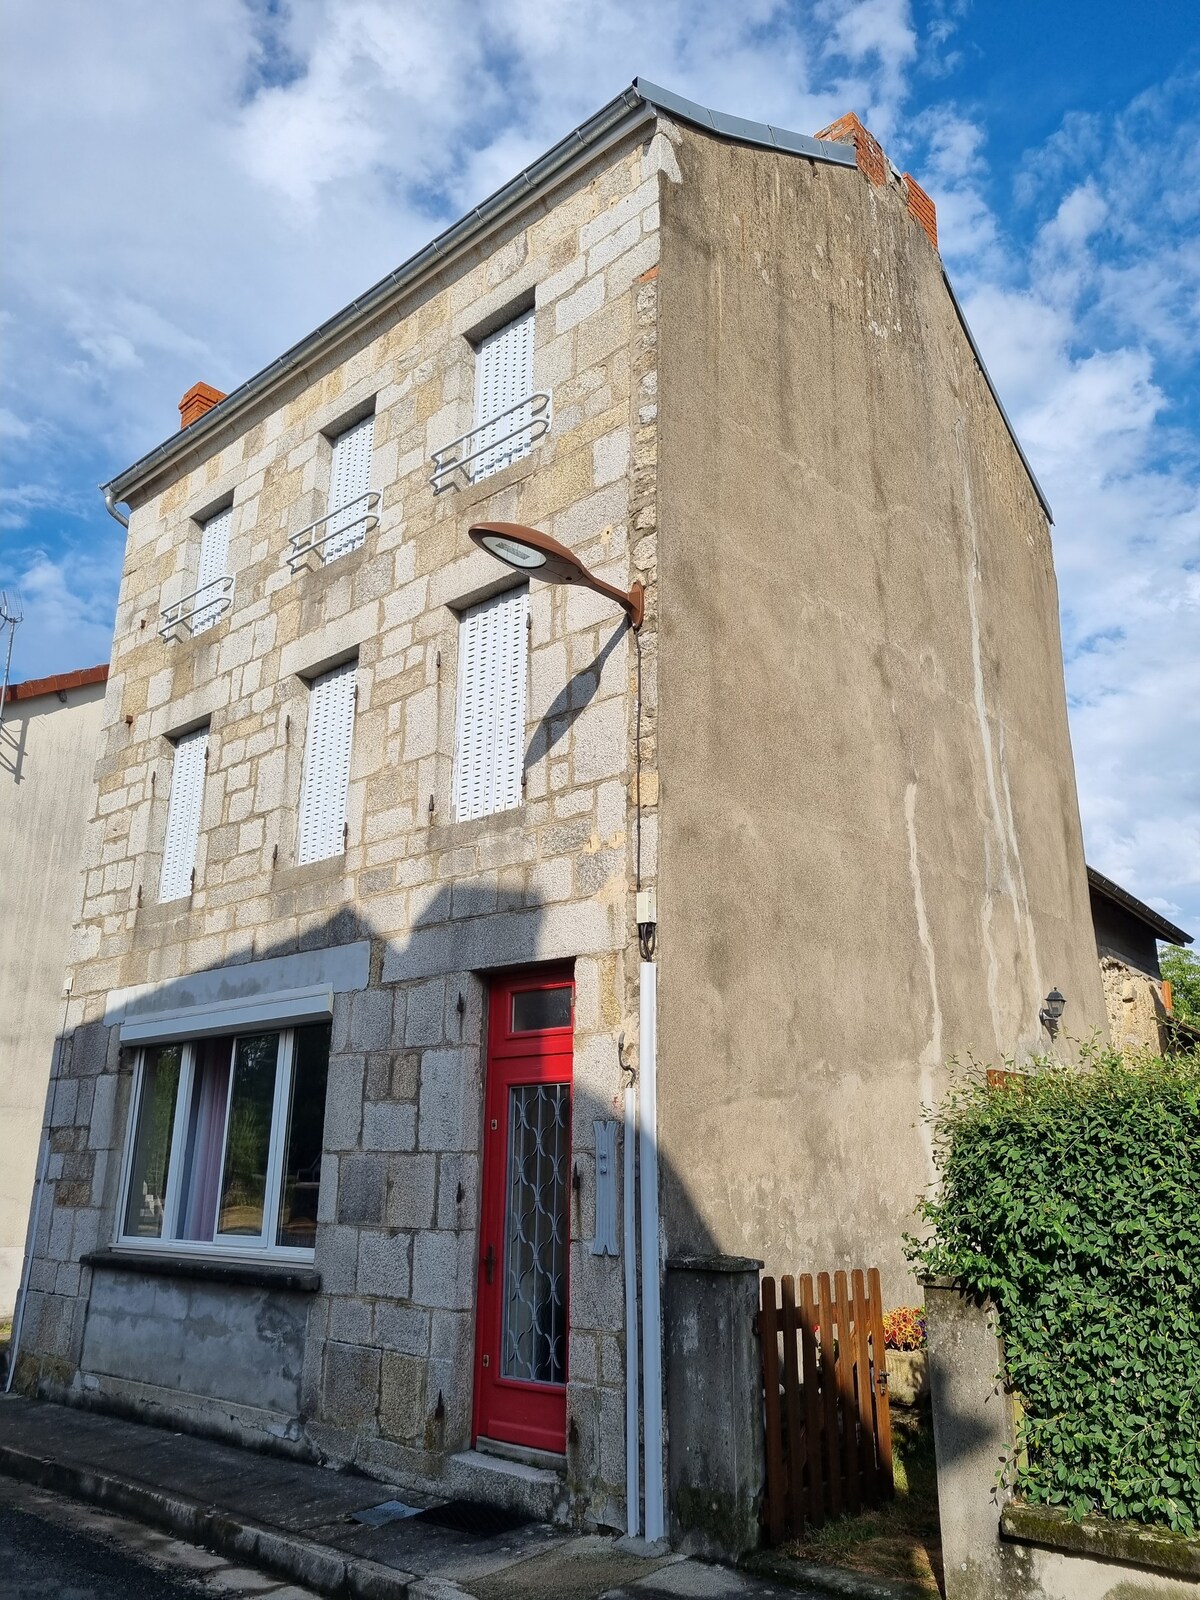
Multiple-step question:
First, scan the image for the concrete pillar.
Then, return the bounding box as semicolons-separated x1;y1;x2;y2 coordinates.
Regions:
665;1254;763;1558
924;1277;1019;1599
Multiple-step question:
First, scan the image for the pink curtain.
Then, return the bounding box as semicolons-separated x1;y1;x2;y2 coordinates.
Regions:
178;1041;230;1241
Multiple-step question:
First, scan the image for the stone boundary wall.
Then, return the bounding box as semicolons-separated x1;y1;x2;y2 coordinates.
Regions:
924;1281;1200;1599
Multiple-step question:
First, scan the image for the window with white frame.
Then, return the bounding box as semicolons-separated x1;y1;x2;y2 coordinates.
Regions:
454;586;528;821
159;725;208;902
472;309;535;482
323;415;375;562
118;1022;330;1256
296;660;356;864
192;504;233;632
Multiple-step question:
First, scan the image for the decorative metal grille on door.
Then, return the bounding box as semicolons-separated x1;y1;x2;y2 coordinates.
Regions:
502;1082;569;1385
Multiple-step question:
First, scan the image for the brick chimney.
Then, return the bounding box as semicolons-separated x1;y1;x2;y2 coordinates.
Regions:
178;382;227;429
814;112;938;252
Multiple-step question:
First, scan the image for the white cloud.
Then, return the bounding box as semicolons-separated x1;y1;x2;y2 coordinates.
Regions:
0;3;1195;931
936;84;1200;932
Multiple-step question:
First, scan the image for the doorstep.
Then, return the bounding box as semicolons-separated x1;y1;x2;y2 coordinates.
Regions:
446;1445;569;1526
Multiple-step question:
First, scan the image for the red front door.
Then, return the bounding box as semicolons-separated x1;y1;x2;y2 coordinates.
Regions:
473;967;574;1454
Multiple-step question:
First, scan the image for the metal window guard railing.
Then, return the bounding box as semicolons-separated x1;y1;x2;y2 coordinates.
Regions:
285;491;381;572
429;392;552;494
159;576;235;638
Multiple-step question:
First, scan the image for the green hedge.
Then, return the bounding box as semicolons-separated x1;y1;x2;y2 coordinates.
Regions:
909;1045;1200;1532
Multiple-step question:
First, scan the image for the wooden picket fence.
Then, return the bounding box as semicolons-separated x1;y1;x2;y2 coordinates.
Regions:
758;1267;894;1541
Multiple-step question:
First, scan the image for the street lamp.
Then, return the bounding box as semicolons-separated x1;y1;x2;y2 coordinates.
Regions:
469;521;644;629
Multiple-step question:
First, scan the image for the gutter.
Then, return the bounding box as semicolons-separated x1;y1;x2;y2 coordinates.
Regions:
98;79;856;511
1086;864;1192;947
101;85;652;507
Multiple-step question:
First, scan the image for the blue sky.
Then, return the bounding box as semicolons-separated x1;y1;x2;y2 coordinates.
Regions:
1;0;1197;932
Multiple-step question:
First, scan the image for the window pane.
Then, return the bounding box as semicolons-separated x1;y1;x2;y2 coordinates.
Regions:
216;1033;279;1238
511;986;572;1033
276;1023;331;1249
123;1045;183;1239
176;1038;233;1242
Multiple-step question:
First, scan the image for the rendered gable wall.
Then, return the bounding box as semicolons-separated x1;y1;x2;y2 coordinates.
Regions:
654;122;1107;1296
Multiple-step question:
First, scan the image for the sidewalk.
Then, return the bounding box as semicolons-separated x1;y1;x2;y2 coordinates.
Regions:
0;1394;878;1599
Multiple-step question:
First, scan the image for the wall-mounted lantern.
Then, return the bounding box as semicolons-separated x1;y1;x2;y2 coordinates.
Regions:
1039;987;1066;1033
469;521;644;629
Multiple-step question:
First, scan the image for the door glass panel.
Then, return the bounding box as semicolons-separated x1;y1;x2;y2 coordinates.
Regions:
216;1033;279;1238
123;1045;183;1239
510;986;572;1034
502;1083;569;1385
276;1022;331;1248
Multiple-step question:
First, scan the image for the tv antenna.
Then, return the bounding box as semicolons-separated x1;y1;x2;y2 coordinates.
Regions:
0;589;24;735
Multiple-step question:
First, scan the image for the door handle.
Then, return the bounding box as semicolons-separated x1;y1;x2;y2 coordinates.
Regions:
484;1244;495;1285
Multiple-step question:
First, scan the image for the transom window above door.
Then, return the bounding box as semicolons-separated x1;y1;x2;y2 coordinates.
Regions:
118;1022;330;1258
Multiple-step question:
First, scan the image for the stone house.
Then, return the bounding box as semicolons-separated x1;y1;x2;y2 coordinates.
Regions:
1;665;108;1323
1087;864;1192;1052
12;79;1109;1536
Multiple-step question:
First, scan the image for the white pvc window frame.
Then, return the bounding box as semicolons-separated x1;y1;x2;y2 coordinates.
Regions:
113;1027;317;1263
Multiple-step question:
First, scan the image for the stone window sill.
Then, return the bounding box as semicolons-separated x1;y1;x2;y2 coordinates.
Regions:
446;452;543;512
82;1248;321;1295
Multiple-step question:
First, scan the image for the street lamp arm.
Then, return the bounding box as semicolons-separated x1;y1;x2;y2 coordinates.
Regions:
469;521;644;629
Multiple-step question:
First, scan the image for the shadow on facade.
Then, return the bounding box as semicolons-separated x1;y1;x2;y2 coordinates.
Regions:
526;618;625;767
17;876;736;1537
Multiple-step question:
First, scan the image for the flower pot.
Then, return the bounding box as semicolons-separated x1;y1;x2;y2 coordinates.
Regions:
885;1347;928;1407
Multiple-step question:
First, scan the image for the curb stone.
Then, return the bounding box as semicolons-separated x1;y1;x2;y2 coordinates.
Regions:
0;1439;419;1598
746;1549;939;1600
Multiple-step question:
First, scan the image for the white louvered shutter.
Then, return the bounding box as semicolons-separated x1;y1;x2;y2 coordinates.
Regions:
297;660;356;864
473;310;534;481
454;587;529;821
324;415;374;561
193;506;232;633
159;726;208;902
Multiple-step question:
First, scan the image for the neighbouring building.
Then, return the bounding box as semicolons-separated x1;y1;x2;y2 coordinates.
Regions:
13;79;1109;1535
1;665;108;1319
1087;864;1193;1052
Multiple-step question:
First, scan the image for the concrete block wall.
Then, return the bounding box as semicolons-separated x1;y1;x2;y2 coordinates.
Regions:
16;116;676;1527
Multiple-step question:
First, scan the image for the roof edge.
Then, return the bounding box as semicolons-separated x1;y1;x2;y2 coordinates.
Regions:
1087;864;1193;947
633;78;858;168
5;664;109;703
102;80;859;508
104;83;653;505
941;270;1052;523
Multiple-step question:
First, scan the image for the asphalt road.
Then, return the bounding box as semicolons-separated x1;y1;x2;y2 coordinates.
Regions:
0;1477;319;1600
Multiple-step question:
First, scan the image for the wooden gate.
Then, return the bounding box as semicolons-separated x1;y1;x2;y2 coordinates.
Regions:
758;1267;894;1542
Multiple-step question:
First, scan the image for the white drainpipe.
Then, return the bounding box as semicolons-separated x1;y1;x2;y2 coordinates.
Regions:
623;1074;640;1536
639;958;664;1542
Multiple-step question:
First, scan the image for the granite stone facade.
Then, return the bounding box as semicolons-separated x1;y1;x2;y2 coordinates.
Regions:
17;110;671;1530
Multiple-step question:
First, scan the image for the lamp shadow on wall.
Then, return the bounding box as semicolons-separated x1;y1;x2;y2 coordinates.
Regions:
525;620;627;768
